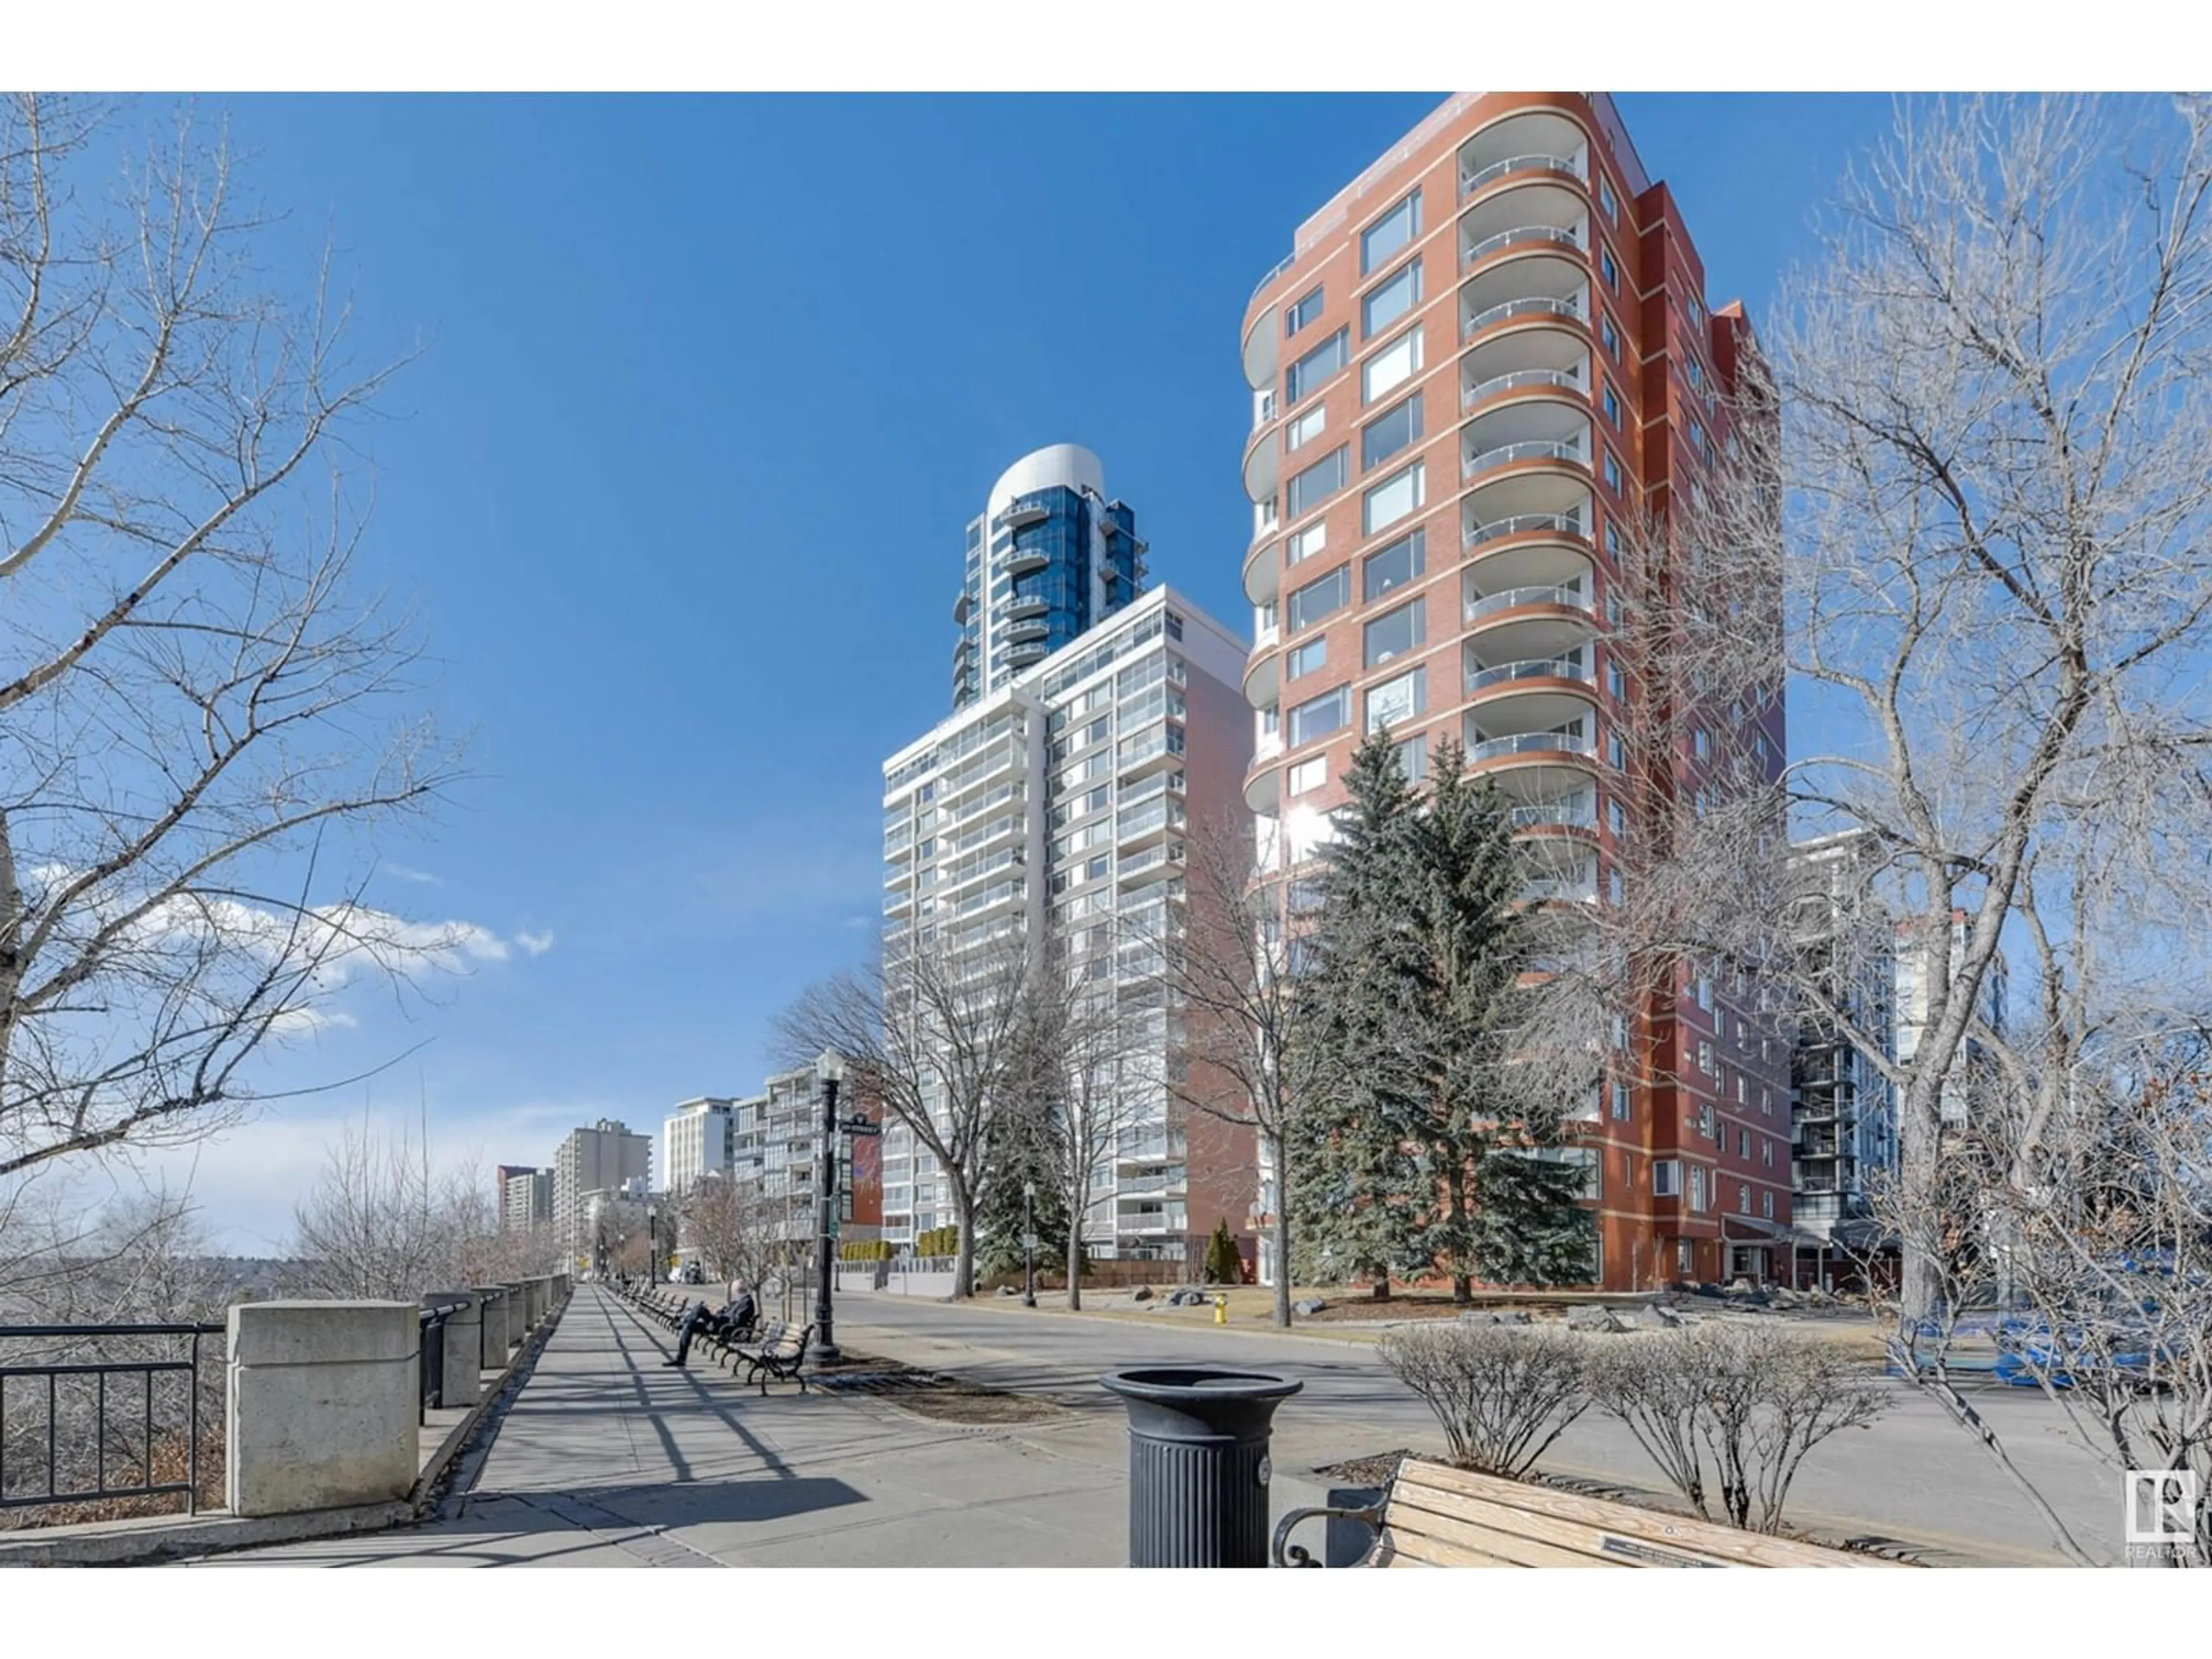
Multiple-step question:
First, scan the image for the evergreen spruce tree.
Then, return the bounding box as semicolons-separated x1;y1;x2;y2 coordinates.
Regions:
1202;1219;1243;1285
1292;733;1433;1298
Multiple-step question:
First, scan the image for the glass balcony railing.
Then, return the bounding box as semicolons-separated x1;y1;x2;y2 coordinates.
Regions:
1464;510;1587;551
1462;293;1585;340
1468;731;1596;764
1461;223;1584;270
1464;584;1594;623
1463;366;1585;410
1466;654;1595;694
1507;800;1596;831
1459;152;1588;196
1463;439;1588;480
1521;873;1599;904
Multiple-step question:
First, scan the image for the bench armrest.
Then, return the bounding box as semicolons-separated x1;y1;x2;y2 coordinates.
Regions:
1271;1504;1385;1569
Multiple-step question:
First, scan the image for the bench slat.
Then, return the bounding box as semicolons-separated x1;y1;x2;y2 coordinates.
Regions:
1388;1491;1635;1569
1390;1461;1900;1569
1373;1527;1517;1568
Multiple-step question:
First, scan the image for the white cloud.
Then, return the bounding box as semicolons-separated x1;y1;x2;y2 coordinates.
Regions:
385;864;444;886
515;929;555;957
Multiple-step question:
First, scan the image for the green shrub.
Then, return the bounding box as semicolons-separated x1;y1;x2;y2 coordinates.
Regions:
1202;1220;1243;1285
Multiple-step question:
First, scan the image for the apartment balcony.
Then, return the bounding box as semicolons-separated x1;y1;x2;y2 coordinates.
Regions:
1244;760;1280;813
1007;546;1050;577
1506;793;1598;840
1461;290;1587;349
1462;652;1599;738
946;778;1022;830
1460;150;1588;201
954;877;1027;921
1253;604;1279;649
1461;364;1587;417
1460;454;1593;564
1117;842;1187;887
1461;435;1592;491
1001;499;1051;530
1253;725;1282;764
1457;108;1590;195
1117;1207;1189;1236
1007;641;1048;670
1117;724;1185;780
1461;582;1599;662
1252;387;1279;431
1243;295;1282;392
1244;423;1281;506
1460;219;1586;282
1243;535;1279;607
1006;596;1048;623
1461;724;1599;796
1116;798;1186;850
1006;618;1050;645
1243;643;1278;710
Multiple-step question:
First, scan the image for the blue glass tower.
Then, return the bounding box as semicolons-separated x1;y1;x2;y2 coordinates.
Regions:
953;444;1145;710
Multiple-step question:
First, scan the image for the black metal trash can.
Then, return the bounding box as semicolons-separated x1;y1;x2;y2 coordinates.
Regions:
1099;1367;1303;1568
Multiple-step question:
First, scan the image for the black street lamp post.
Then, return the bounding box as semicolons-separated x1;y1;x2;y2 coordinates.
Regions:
815;1051;843;1361
647;1203;658;1285
1022;1180;1037;1307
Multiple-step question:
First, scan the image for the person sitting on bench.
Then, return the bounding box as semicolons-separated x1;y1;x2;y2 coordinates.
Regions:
717;1278;757;1340
662;1297;712;1367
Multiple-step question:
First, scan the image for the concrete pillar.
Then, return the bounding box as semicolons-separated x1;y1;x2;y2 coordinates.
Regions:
505;1283;528;1340
526;1279;545;1326
473;1286;510;1366
423;1291;480;1408
226;1301;418;1517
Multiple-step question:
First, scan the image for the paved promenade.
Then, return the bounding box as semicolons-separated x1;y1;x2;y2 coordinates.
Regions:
185;1286;1179;1567
185;1284;2124;1568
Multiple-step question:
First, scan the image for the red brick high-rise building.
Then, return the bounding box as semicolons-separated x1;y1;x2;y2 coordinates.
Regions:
1237;92;1789;1291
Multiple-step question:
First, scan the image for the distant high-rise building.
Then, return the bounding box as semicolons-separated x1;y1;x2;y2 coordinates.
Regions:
663;1097;737;1196
553;1119;652;1263
1236;93;1785;1289
884;581;1253;1269
499;1167;552;1233
952;444;1145;710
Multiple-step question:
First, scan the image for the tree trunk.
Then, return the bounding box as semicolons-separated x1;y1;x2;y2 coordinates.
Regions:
1066;1211;1083;1312
1271;1134;1293;1329
1446;1159;1471;1304
1899;1087;1942;1324
1370;1272;1390;1302
951;1185;977;1300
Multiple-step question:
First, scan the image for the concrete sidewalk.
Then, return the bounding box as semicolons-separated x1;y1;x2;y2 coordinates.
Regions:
180;1287;1203;1568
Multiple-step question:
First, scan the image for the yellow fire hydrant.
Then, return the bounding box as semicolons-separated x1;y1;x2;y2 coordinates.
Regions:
1213;1294;1229;1325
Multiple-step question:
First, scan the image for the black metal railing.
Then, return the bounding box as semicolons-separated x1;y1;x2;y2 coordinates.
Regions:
418;1300;470;1421
0;1323;224;1517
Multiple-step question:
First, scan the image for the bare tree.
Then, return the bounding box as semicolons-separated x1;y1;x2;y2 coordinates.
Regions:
1014;925;1156;1311
676;1170;779;1290
1152;813;1336;1328
288;1119;484;1298
776;925;1045;1300
0;95;459;1196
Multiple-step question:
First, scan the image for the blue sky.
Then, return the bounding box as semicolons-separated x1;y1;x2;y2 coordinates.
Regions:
99;93;1897;1249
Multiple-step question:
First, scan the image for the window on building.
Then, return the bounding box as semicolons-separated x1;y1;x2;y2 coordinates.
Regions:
1739;1184;1752;1215
1287;565;1350;633
1361;190;1421;274
1362;327;1423;402
1607;797;1625;836
1362;529;1424;601
1286;520;1327;567
1288;755;1327;796
1286;446;1349;520
1762;1137;1774;1169
1607;660;1625;699
1362;460;1425;535
1362;257;1422;338
1365;666;1426;733
1698;1039;1714;1075
1762;1190;1775;1219
1363;600;1425;667
1610;1012;1627;1050
1696;974;1713;1010
1599;174;1618;222
1653;1158;1681;1198
1689;1165;1707;1211
1606;520;1622;559
1686;355;1703;392
1601;246;1618;290
1361;394;1424;471
1602;383;1620;427
1607;730;1625;769
1286;637;1328;681
1288;684;1351;747
1611;1080;1632;1120
1601;316;1619;358
1284;404;1327;454
1285;328;1348;404
1607;866;1623;906
1738;1128;1751;1158
1285;284;1324;336
1603;450;1623;491
1393;733;1427;783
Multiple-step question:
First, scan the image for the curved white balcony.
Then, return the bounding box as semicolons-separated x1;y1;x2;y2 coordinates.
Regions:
1002;500;1051;530
1458;109;1592;191
1244;761;1281;814
1244;426;1280;506
1461;221;1584;275
1465;729;1596;766
1243;538;1279;607
1008;546;1050;575
1463;584;1599;662
1461;652;1599;735
1461;293;1584;342
1462;437;1589;484
1243;300;1282;391
1243;645;1279;711
1462;364;1587;414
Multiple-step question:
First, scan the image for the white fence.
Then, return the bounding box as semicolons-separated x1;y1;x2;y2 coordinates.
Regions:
835;1257;959;1300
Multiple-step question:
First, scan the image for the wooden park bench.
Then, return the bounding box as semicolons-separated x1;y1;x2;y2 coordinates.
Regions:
738;1323;816;1395
1272;1460;1908;1569
713;1317;783;1372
